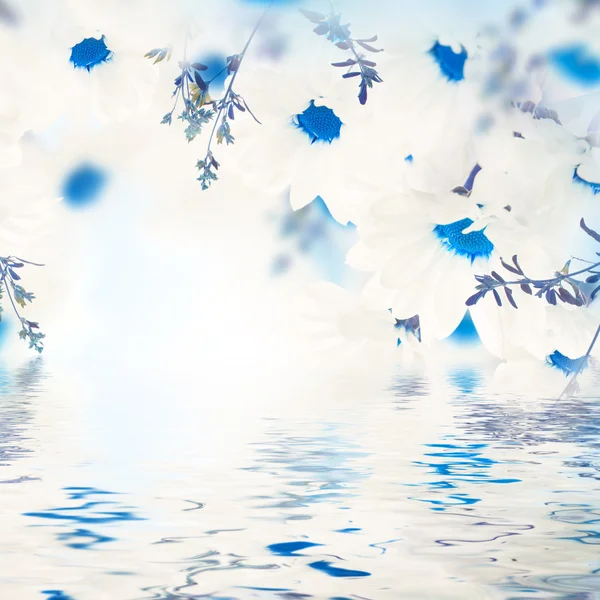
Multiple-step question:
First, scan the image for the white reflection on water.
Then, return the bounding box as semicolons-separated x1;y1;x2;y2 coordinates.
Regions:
0;359;598;600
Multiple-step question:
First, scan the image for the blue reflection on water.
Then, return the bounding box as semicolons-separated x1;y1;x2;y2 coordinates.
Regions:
449;368;482;396
308;560;371;578
0;359;45;473
267;540;322;555
412;441;520;511
243;421;369;517
24;486;144;550
42;591;76;600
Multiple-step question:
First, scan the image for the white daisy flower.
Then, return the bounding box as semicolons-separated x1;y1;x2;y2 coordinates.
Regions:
347;158;557;343
230;60;379;226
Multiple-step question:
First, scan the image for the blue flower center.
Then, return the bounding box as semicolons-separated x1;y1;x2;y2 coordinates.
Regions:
295;100;342;144
573;166;600;194
546;350;588;376
433;218;494;262
429;41;467;82
70;36;112;71
61;163;108;208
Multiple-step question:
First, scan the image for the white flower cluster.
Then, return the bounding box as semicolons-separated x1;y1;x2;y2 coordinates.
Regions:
2;0;600;377
228;0;600;378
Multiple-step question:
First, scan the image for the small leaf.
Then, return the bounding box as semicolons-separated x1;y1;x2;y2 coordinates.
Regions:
331;59;357;67
356;35;378;43
500;257;521;275
336;41;351;50
299;8;326;23
194;71;207;91
228;104;235;120
557;287;579;305
227;55;241;73
356;40;383;52
154;49;168;64
358;83;368;105
342;71;361;78
491;271;506;284
520;283;532;295
586;274;600;284
362;59;377;67
466;291;483;306
545;289;557;305
580;218;600;243
505;287;518;308
314;23;330;35
512;255;524;275
9;268;20;280
191;62;208;71
493;289;502;306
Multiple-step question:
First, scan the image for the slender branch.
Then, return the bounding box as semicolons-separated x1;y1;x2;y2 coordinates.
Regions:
203;3;272;157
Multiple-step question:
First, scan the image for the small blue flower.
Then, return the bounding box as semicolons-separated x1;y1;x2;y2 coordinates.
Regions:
573;166;600;194
548;44;600;87
433;218;494;263
404;154;414;163
295;100;342;144
546;350;588;376
70;36;112;71
429;41;468;82
61;163;108;209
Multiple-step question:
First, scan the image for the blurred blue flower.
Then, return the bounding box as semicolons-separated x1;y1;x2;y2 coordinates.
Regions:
61;163;108;209
429;41;467;82
548;44;600;87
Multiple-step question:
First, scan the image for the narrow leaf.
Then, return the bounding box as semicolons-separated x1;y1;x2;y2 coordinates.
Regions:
545;289;557;305
356;35;378;43
191;62;208;71
500;257;521;275
520;283;532;295
466;291;483;306
331;59;357;67
491;271;506;284
505;287;518;308
336;41;351;50
492;289;502;306
299;8;326;23
557;287;579;305
512;254;524;275
194;72;207;91
342;72;361;78
356;40;383;52
586;274;600;284
358;83;368;105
